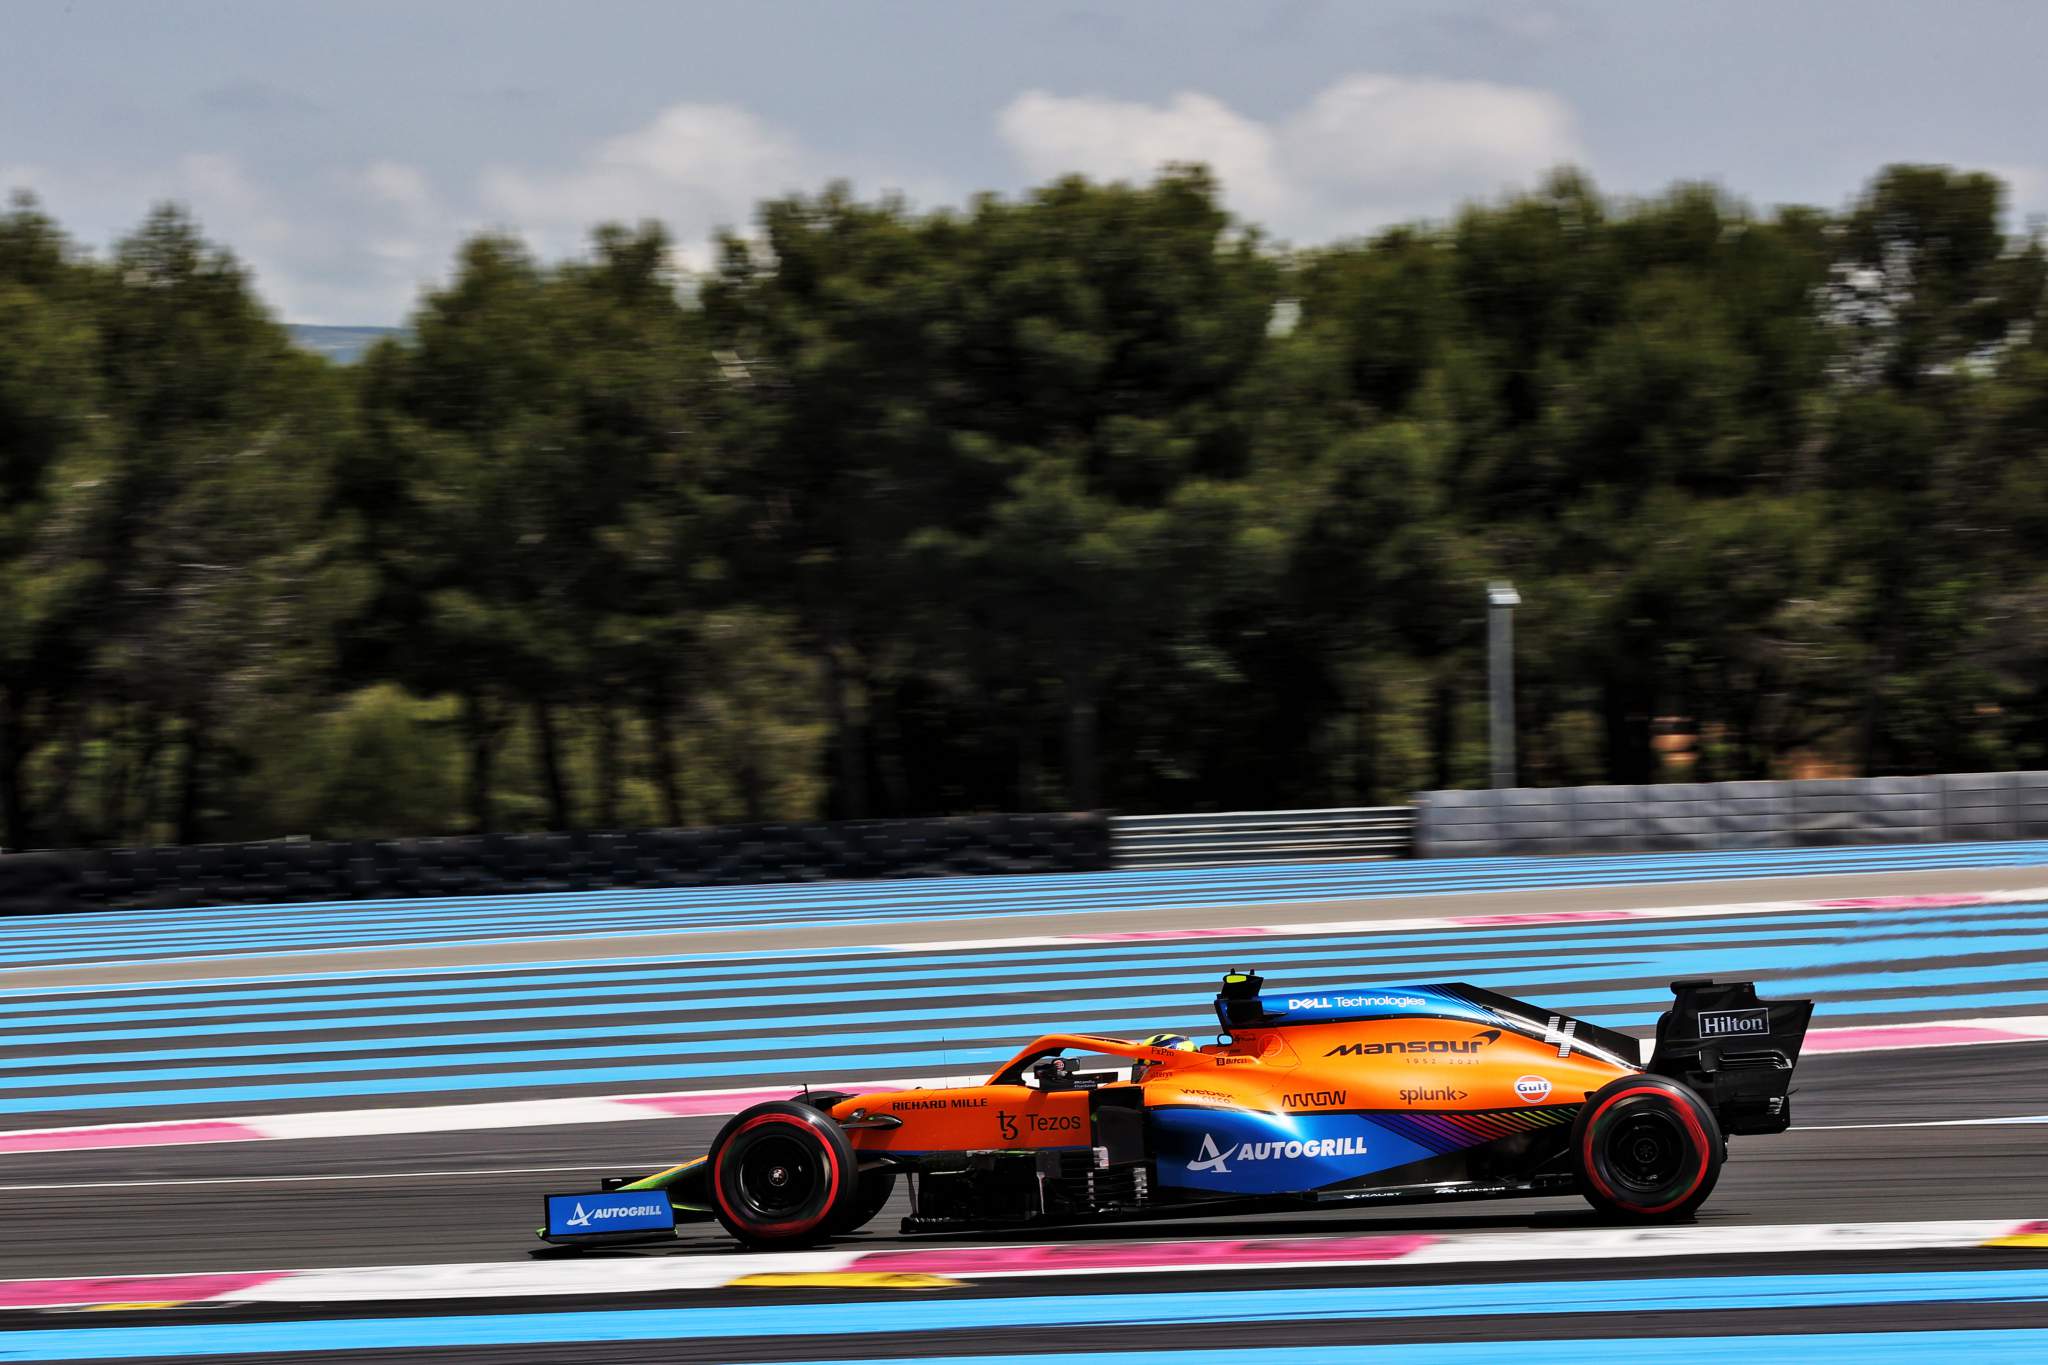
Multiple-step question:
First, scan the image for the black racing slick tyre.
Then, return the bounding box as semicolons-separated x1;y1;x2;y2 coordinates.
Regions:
835;1168;898;1235
1571;1075;1724;1221
709;1101;859;1248
793;1090;895;1234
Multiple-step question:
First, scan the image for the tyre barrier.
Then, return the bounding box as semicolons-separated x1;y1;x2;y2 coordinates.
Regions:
0;851;81;917
0;811;1113;915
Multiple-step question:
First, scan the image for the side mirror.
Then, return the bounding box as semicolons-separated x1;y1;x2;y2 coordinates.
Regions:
1030;1056;1076;1089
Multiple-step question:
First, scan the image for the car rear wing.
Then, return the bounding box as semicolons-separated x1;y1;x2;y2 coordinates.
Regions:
1646;979;1813;1135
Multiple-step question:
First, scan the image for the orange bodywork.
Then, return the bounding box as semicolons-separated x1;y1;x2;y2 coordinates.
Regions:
560;974;1808;1246
842;1085;1094;1152
831;1016;1636;1154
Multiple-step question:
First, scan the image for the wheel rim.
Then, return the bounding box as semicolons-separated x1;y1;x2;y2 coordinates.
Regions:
731;1130;822;1222
1603;1107;1687;1195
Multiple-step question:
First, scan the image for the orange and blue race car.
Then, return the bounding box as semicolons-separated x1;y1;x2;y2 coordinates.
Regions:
537;972;1812;1249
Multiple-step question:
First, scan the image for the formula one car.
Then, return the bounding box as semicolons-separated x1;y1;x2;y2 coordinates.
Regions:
537;972;1810;1249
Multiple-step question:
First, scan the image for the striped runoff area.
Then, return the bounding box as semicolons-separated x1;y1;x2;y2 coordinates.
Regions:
5;886;2048;1130
10;839;2048;970
2;1266;2046;1360
0;1332;2039;1365
4;1219;2035;1307
817;1343;2048;1365
9;1009;2048;1155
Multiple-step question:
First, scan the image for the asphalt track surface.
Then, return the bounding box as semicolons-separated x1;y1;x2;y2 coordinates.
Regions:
3;847;2048;1361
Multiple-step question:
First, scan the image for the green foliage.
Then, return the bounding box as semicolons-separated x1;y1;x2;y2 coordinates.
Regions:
252;685;461;841
3;159;2048;849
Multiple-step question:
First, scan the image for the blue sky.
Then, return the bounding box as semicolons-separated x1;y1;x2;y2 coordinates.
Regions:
4;1;2044;324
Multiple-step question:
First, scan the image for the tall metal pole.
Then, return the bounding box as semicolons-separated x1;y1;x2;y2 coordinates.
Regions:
1487;581;1519;789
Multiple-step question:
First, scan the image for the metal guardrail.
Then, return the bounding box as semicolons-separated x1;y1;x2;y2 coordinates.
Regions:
1110;806;1416;868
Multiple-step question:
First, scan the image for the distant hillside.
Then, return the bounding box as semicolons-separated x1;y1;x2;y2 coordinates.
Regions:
287;325;401;364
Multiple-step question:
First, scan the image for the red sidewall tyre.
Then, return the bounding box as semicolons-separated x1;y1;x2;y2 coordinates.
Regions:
1572;1075;1724;1221
796;1091;894;1234
709;1101;857;1248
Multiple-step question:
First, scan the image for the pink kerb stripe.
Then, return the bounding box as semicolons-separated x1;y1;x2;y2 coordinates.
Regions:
855;1232;1434;1274
615;1089;797;1118
1805;1023;2041;1052
1079;926;1277;942
0;1120;267;1154
0;1271;287;1308
616;1081;909;1118
1813;894;1991;910
1463;910;1639;927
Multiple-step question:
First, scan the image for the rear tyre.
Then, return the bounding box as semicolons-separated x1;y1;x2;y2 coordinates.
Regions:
709;1101;858;1248
1572;1075;1723;1221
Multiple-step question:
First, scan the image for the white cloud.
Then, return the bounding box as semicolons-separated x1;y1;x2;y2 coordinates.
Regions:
1986;163;2048;225
3;98;928;323
480;103;811;269
359;161;434;216
2;152;450;324
167;154;454;323
10;77;1587;325
999;91;1293;224
174;152;296;251
998;73;1585;241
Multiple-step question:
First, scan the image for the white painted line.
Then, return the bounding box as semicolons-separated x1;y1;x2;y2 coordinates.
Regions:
256;1096;649;1142
250;1077;946;1145
0;1075;972;1157
1393;1219;2040;1268
921;1219;2047;1281
1795;1114;2048;1132
0;1218;2033;1310
0;1165;640;1192
241;1251;852;1301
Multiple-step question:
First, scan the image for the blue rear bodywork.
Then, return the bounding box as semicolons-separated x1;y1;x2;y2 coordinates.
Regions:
1228;986;1500;1031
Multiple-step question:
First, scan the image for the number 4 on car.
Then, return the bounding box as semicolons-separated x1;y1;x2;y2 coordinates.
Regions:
537;972;1811;1248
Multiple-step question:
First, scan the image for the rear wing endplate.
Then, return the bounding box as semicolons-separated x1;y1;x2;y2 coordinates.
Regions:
1646;978;1813;1135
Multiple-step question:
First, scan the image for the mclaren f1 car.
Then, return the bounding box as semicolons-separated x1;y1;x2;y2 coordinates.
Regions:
537;972;1811;1248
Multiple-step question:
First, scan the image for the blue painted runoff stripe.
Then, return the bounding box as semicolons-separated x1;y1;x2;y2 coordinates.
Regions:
16;892;2030;1011
0;953;2029;1090
811;1336;2048;1365
0;903;1928;1015
2;1272;2045;1360
19;970;2048;1113
1;923;2032;1054
13;908;1885;1066
1;899;2045;1117
13;941;2048;1097
60;981;2048;1117
5;840;2046;968
32;981;2048;1116
19;840;2046;942
4;908;2030;1034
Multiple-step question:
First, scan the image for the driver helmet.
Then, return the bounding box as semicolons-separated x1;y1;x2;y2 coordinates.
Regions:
1135;1033;1197;1078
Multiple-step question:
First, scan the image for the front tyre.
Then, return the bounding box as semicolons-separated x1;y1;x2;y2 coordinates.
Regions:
709;1101;857;1248
1572;1075;1724;1221
834;1168;898;1234
796;1090;896;1234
